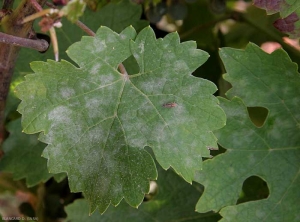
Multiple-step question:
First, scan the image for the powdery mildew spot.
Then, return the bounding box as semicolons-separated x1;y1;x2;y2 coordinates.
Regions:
84;97;101;119
87;126;104;143
106;33;117;43
247;153;256;165
120;33;126;40
99;73;115;84
80;82;91;91
133;53;140;60
60;87;75;99
90;64;101;75
164;52;176;63
174;60;189;73
184;156;195;169
138;41;145;53
93;39;107;53
48;106;72;125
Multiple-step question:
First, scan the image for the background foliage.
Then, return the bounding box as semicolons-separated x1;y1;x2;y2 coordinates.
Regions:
0;0;299;221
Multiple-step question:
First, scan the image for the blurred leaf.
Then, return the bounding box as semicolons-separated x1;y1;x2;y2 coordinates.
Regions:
62;0;86;22
253;0;300;38
0;192;22;218
83;0;148;33
179;0;219;49
253;0;300;17
273;11;300;38
223;6;300;68
0;173;28;194
0;119;52;187
224;7;283;48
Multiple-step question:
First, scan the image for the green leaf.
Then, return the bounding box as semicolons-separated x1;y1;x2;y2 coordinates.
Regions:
82;0;148;33
12;0;148;81
0;119;52;187
62;0;86;23
16;26;225;213
195;43;300;221
53;172;67;183
64;165;221;221
8;0;148;121
179;1;218;49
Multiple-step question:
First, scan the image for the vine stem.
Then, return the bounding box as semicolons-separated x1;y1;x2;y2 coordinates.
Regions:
28;0;43;11
0;32;49;51
36;183;46;221
75;20;95;37
21;8;59;24
118;63;128;76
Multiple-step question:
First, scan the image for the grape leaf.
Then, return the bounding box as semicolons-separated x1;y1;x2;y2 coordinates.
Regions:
273;11;300;38
16;26;225;213
253;0;300;17
195;43;300;221
7;0;148;117
62;0;86;22
81;0;148;33
12;0;148;81
0;119;52;187
253;0;300;38
64;164;221;221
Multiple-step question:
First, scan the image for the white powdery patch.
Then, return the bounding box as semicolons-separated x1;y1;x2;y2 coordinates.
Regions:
164;52;176;63
140;79;156;94
138;41;145;53
84;44;94;52
174;60;189;73
120;33;126;40
87;126;104;144
247;153;256;165
48;106;72;125
80;81;91;91
106;33;117;43
60;87;75;99
85;98;101;119
189;48;200;57
85;98;99;108
156;125;168;142
93;38;107;53
90;64;102;75
133;52;140;60
183;156;196;169
151;123;166;138
139;102;153;114
99;72;116;85
129;137;147;148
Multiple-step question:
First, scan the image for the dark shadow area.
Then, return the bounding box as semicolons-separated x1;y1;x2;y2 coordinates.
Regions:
237;175;269;204
247;106;269;127
203;144;227;161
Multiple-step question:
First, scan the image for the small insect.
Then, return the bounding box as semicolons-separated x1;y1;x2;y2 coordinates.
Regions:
163;102;177;108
